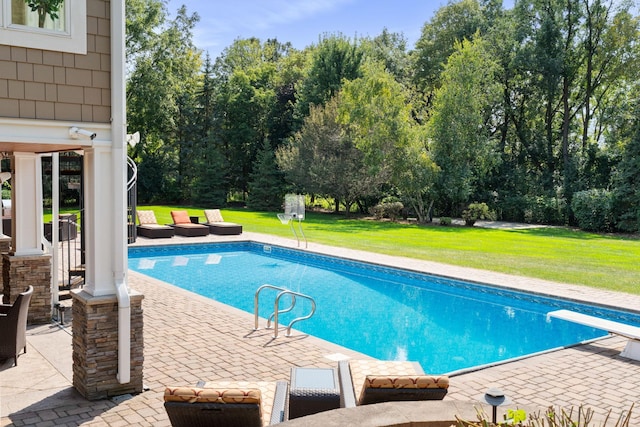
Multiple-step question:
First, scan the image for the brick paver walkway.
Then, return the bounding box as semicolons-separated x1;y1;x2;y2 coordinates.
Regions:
1;232;639;426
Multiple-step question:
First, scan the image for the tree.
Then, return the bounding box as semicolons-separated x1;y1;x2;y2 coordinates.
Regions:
248;140;286;211
359;29;410;83
210;38;296;198
428;36;500;214
412;0;487;102
192;140;228;207
294;34;364;122
612;101;640;232
394;126;440;223
125;0;164;63
339;61;411;175
126;4;202;203
278;96;378;215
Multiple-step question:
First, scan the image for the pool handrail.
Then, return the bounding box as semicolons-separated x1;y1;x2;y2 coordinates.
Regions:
273;289;316;338
253;284;316;338
254;284;293;330
266;294;296;329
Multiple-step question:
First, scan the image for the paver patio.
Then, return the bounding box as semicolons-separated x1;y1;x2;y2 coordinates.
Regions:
1;231;639;426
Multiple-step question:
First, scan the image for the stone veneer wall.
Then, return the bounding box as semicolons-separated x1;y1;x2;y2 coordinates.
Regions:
72;289;144;400
0;236;11;304
2;253;51;324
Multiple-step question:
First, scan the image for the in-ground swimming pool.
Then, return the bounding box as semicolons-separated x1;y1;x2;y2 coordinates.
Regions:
128;242;640;373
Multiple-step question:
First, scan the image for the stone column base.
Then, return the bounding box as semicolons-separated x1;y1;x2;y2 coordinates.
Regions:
3;253;51;324
71;289;144;400
0;235;11;304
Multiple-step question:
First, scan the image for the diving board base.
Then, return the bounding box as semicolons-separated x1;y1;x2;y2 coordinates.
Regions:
620;339;640;361
547;309;640;361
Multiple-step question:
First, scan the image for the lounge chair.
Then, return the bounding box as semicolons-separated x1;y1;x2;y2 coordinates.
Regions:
0;286;33;366
170;210;210;237
164;380;288;427
338;359;449;407
136;210;175;239
203;209;243;235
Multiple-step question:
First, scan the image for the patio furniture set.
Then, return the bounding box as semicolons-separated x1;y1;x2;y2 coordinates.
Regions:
136;209;242;239
163;359;450;426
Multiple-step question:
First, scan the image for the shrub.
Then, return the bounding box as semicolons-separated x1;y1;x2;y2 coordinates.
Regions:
440;216;452;226
571;189;615;232
455;404;633;427
495;195;526;223
369;201;404;221
523;195;567;225
462;202;496;226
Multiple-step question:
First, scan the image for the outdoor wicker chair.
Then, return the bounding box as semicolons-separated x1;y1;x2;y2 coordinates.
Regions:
203;209;243;235
338;359;449;407
0;286;33;366
136;210;175;239
170;210;210;237
164;380;288;426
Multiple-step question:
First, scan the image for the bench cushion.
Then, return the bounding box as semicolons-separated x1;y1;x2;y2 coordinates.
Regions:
164;386;261;404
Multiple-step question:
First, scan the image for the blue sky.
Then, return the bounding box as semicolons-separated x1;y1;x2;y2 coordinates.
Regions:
166;0;448;58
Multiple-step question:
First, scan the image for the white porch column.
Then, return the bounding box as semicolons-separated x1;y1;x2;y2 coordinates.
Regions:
82;146;117;297
10;152;43;256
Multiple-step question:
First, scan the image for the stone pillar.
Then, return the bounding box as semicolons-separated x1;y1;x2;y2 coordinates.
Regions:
0;235;11;304
71;290;144;400
3;253;51;324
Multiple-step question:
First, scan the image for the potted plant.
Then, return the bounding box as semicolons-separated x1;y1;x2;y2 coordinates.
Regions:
24;0;64;28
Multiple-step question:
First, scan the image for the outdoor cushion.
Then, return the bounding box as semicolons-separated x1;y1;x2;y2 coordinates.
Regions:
164;386;262;404
171;210;191;224
349;359;422;399
137;210;158;225
358;374;449;405
204;209;225;223
362;374;449;391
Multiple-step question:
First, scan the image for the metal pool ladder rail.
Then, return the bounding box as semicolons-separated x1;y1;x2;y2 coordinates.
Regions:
254;284;316;338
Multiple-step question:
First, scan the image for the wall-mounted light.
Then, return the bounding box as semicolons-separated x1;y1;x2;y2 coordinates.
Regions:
126;131;140;147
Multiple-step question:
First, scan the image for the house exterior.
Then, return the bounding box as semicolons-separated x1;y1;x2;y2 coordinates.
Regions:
0;0;143;399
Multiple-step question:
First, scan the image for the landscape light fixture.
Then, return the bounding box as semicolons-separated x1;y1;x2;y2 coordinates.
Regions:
480;387;511;423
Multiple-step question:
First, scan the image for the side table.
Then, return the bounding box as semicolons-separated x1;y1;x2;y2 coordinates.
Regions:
289;367;341;419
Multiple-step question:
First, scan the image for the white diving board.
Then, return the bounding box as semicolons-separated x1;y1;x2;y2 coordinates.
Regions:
547;309;640;361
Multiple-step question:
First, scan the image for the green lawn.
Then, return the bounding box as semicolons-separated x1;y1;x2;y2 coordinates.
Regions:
142;205;640;295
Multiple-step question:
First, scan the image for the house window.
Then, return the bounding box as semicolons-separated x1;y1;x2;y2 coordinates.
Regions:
0;0;86;54
11;0;67;32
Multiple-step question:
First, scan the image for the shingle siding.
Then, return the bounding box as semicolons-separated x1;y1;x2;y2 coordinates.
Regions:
0;0;111;123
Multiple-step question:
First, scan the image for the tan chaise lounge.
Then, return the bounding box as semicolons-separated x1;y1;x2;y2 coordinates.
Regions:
204;209;243;235
338;359;449;407
164;380;288;426
171;210;210;237
136;210;175;239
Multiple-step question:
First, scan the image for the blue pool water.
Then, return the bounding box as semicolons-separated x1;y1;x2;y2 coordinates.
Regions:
128;242;640;373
